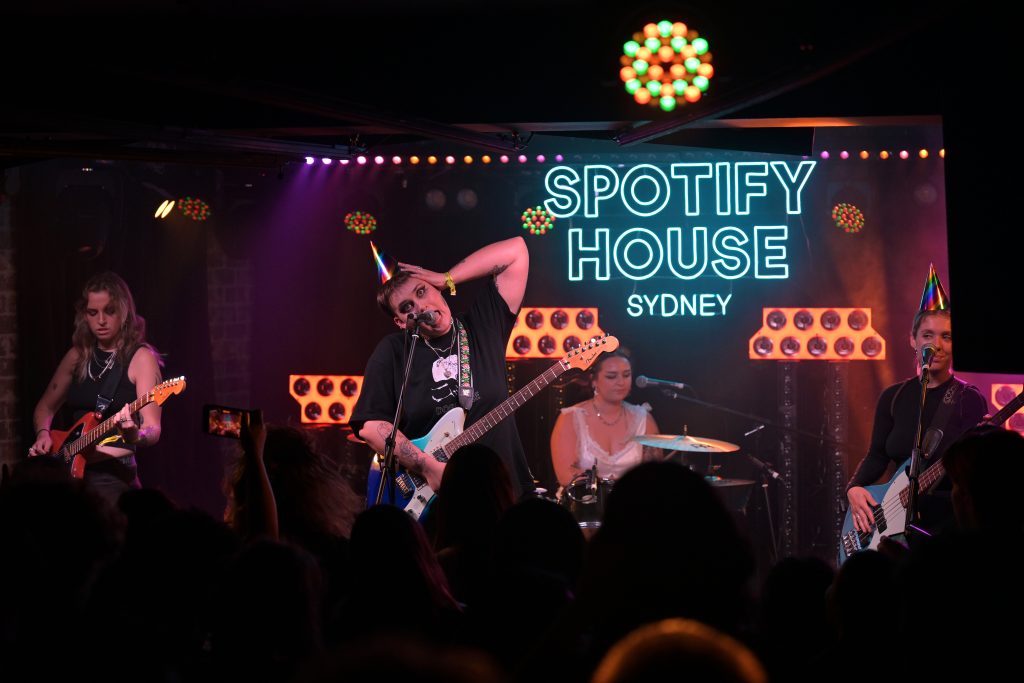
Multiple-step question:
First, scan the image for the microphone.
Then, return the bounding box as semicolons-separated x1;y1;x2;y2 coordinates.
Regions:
635;375;688;391
408;311;438;325
746;453;781;480
920;343;936;369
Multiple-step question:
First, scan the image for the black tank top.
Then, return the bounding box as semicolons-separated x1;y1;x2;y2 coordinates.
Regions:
63;346;140;451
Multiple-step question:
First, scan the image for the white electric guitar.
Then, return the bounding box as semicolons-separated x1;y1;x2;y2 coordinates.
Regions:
369;334;620;519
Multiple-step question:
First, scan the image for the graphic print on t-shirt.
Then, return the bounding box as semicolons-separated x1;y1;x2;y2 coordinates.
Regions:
430;354;458;406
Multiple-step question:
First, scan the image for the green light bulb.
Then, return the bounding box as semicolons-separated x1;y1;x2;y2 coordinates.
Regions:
657;20;673;37
632;59;649;75
660;96;677;112
647;81;662;96
625;79;641;94
670;36;686;51
693;75;709;91
684;57;700;72
624;40;640;57
645;37;661;51
673;79;688;95
692;37;709;54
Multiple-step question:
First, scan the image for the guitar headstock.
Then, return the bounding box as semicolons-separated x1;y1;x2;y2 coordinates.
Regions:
565;335;620;371
150;376;187;405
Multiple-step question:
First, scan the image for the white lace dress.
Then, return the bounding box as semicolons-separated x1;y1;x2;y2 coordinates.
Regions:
560;401;651;481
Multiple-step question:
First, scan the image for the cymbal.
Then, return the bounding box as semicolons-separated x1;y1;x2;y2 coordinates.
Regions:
633;434;740;453
705;477;756;488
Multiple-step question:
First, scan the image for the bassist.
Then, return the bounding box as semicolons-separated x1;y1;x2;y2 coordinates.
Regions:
846;265;987;538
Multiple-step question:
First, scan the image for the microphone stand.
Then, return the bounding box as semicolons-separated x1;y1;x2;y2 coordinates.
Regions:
654;388;849;448
904;362;931;541
375;316;424;507
744;424;780;565
655;387;847;568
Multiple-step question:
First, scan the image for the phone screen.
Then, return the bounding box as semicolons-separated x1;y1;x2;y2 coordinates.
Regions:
203;404;245;439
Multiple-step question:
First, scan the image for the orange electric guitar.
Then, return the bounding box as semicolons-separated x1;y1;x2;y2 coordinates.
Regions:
45;376;186;478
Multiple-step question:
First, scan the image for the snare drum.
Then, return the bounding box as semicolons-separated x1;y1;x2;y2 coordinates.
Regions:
559;472;614;529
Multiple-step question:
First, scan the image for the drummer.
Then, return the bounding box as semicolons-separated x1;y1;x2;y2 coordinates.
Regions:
550;349;660;487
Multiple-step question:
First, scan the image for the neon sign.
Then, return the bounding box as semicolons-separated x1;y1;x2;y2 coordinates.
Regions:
544;160;816;319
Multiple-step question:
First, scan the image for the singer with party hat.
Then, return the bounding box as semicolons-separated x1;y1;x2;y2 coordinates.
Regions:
846;264;988;538
351;236;535;500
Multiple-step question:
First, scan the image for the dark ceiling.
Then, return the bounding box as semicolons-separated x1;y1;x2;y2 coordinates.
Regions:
0;2;1006;168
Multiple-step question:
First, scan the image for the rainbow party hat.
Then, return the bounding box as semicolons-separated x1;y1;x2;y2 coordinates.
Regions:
371;241;400;284
918;263;950;312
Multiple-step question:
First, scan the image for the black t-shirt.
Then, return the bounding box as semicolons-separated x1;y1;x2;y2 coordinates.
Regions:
351;279;534;497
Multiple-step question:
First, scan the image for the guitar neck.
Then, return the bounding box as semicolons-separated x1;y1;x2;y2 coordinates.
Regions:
901;388;1023;505
66;394;152;456
983;390;1024;430
442;359;570;457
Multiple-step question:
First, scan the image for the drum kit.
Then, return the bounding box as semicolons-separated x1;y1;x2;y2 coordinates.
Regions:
558;432;756;530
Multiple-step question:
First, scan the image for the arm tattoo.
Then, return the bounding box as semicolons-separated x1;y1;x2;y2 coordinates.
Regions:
396;437;424;470
376;423;424;470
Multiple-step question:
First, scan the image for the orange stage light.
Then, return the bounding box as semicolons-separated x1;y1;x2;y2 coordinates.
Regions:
748;308;886;361
506;307;605;359
289;374;363;424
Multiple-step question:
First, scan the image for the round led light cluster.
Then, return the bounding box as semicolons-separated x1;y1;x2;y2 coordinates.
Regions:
620;20;714;111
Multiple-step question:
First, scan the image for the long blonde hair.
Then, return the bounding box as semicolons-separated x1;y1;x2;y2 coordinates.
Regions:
71;272;160;381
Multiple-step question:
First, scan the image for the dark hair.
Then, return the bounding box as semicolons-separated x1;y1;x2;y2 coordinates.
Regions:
911;309;950;337
376;269;412;317
942;425;1024;531
590;348;633;385
225;425;358;539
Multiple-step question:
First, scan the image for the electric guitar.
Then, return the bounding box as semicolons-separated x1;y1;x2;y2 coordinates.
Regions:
369;335;620;520
44;376;187;478
837;386;1024;565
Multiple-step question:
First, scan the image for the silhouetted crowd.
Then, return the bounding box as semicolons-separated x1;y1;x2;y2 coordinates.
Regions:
2;423;1021;682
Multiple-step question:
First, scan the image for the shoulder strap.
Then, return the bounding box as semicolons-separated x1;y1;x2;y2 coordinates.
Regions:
95;359;126;415
922;377;967;459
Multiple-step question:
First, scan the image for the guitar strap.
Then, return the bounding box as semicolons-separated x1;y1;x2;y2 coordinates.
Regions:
95;354;126;417
891;376;966;461
925;377;966;461
456;319;473;411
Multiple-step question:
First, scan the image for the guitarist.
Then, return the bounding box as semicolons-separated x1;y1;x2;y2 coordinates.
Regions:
846;265;987;539
350;236;535;499
27;272;163;504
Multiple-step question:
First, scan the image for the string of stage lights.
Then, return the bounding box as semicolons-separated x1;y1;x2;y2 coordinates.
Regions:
303;149;944;167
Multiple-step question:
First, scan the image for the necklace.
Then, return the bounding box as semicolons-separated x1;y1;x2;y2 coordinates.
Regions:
593;399;625;426
88;348;117;381
424;327;457;377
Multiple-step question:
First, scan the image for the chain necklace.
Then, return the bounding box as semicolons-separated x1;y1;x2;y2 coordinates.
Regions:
593;399;625;426
424;326;457;377
88;348;117;381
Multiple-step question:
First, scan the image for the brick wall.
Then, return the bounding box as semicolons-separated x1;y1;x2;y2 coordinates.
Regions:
0;169;19;469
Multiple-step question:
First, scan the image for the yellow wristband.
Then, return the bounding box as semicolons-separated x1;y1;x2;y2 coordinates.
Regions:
444;271;456;296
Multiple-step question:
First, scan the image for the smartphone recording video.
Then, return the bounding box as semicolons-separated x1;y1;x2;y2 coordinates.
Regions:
203;404;247;439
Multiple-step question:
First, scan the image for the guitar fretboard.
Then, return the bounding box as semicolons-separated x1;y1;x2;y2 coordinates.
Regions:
440;360;571;457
